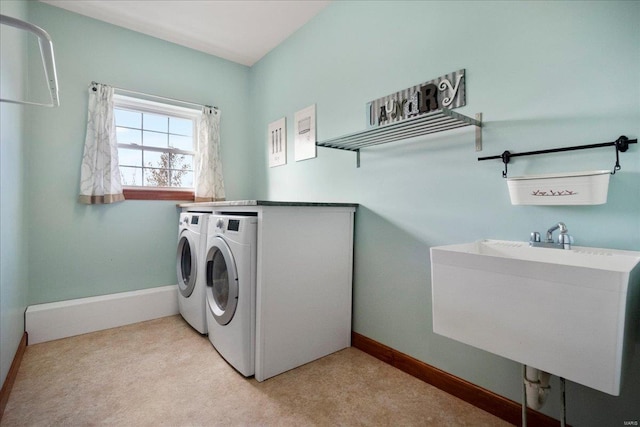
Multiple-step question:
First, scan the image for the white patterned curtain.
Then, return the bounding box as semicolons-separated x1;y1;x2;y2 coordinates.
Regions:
195;107;225;202
78;83;124;204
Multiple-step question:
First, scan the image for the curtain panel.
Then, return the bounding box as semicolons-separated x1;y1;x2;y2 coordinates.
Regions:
195;108;225;202
78;83;124;204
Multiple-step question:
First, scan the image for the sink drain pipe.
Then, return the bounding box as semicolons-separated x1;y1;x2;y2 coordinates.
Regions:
525;366;551;410
522;365;566;427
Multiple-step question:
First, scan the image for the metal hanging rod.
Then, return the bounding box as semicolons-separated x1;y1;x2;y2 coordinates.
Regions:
90;81;217;111
0;14;59;107
478;135;637;178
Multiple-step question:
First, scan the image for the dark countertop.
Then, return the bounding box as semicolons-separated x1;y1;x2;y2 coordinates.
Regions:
178;200;359;208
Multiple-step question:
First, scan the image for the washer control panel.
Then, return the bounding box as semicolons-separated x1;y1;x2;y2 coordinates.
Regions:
179;213;206;231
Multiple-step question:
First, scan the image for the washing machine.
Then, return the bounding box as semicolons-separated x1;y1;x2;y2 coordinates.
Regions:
205;214;258;376
177;212;209;334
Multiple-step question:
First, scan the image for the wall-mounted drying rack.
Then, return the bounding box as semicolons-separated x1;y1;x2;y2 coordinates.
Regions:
0;14;59;107
478;135;637;178
316;108;483;167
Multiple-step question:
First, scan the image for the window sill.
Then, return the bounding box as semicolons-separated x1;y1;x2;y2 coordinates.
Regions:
123;187;195;201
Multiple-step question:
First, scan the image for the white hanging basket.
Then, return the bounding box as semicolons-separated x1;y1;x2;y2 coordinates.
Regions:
507;170;611;205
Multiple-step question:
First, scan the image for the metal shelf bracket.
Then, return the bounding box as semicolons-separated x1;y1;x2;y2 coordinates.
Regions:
475;113;483;152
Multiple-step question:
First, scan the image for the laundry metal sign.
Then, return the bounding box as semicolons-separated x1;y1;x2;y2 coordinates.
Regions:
366;69;466;128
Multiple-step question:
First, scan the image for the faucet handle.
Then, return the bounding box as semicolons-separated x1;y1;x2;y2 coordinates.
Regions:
530;232;541;243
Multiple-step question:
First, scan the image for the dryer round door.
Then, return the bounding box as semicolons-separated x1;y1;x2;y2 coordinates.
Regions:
206;237;238;326
177;232;197;298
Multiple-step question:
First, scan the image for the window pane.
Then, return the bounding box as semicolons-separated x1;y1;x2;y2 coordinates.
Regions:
180;154;193;171
114;97;198;192
144;151;167;169
144;167;169;187
170;153;192;171
169;158;191;189
120;166;142;186
143;130;168;148
144;113;168;133
170;117;193;137
169;134;192;151
118;148;142;167
116;127;142;145
115;109;141;128
177;170;194;188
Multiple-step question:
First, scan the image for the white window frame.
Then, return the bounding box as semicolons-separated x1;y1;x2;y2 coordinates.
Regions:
114;94;200;191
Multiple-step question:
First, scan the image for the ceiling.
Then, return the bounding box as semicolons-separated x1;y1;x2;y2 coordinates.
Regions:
40;0;332;67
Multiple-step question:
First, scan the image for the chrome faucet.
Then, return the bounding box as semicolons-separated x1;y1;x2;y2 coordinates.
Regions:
530;222;572;250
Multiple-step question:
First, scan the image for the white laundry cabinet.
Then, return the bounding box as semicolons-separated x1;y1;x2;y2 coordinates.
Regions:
180;200;356;381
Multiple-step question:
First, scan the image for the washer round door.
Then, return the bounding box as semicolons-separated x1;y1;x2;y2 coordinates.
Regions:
177;232;197;298
206;237;238;326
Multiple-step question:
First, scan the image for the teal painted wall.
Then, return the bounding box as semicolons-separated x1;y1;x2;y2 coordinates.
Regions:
12;1;640;425
0;0;29;388
23;2;252;304
249;1;640;426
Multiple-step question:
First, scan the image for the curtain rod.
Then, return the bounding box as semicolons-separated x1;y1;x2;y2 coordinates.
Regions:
90;81;217;111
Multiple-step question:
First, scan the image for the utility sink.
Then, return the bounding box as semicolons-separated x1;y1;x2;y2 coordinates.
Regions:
430;239;640;395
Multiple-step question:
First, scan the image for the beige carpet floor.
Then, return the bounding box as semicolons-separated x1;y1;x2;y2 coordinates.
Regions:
2;315;511;426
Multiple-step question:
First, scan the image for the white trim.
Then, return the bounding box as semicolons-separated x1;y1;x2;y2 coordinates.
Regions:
122;185;194;192
25;285;179;344
116;143;194;157
114;94;201;119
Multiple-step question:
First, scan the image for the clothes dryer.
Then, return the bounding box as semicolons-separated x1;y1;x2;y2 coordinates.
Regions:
205;214;257;376
177;212;209;334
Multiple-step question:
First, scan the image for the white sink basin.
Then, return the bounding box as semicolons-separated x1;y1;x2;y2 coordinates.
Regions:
430;239;640;395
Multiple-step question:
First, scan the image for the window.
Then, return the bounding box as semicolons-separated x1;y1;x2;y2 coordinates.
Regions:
114;95;200;200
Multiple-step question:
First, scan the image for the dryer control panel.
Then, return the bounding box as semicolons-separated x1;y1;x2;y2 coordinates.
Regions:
208;215;257;246
227;219;240;232
214;218;242;232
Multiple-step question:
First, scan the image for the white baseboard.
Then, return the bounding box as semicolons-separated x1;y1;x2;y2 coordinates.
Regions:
25;285;179;345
